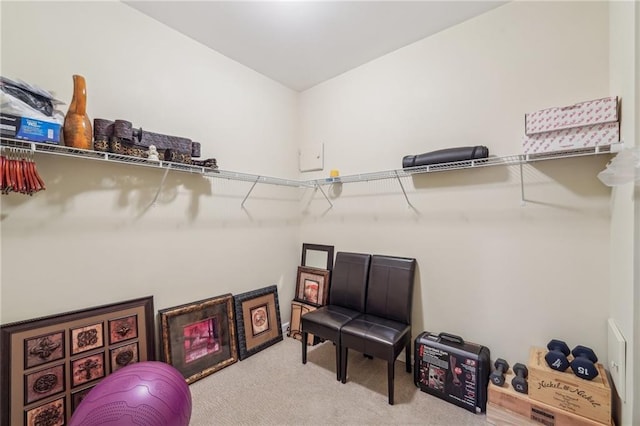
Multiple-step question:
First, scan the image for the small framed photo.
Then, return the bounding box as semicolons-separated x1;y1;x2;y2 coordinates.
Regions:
110;342;139;372
294;266;330;307
24;331;65;369
70;323;104;355
159;294;238;384
25;396;65;426
24;364;65;405
71;386;94;412
108;314;138;344
71;352;105;387
233;285;283;360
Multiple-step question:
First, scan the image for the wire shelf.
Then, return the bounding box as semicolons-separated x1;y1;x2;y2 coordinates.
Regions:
309;144;620;186
0;137;302;188
0;137;621;189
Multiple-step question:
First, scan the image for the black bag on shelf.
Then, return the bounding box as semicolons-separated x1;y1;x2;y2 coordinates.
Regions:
402;145;489;168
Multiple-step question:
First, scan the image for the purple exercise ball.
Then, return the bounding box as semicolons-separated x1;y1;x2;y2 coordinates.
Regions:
69;361;192;426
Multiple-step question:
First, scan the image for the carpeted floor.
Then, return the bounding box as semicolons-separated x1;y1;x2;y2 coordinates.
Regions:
188;336;489;425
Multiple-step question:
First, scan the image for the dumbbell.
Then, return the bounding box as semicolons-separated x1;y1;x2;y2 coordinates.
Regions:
545;339;571;372
570;345;599;380
511;363;529;394
490;358;509;386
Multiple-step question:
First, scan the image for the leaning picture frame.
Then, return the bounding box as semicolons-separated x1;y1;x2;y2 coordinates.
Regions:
233;285;283;361
159;294;238;384
1;296;155;426
301;243;335;271
294;266;331;307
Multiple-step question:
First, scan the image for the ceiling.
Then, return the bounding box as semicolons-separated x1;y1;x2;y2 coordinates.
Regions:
125;1;507;92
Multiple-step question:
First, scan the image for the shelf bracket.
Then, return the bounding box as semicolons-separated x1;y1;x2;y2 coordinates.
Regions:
394;171;415;209
151;168;170;206
315;182;333;209
241;176;261;208
519;161;526;206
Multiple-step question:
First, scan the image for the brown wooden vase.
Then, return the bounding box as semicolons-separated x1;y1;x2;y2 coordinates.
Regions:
63;75;93;150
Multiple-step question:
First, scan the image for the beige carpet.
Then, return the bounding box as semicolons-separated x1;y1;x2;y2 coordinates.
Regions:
189;336;489;425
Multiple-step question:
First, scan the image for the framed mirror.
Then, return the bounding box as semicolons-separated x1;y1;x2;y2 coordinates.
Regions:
301;243;334;271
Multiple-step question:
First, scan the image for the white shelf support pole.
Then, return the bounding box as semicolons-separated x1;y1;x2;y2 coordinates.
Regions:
241;176;261;208
519;161;526;206
394;171;415;209
315;182;333;208
151;168;170;206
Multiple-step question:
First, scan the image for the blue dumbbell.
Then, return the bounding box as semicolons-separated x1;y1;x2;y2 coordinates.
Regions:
545;339;570;371
570;345;599;380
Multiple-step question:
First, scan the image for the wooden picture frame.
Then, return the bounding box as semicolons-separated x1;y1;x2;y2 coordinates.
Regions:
301;243;335;271
1;296;155;426
287;301;321;346
233;285;283;360
294;266;331;307
159;294;238;384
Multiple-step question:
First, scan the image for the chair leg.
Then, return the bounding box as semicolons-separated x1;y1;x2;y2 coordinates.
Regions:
340;347;348;384
387;360;395;405
405;342;412;373
335;343;341;381
302;332;307;364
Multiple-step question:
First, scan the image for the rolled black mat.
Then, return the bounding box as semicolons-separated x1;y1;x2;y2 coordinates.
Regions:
402;145;489;168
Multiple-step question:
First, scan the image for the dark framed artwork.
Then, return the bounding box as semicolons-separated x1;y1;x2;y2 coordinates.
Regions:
159;294;238;384
70;322;104;355
294;266;331;307
24;331;65;369
110;341;139;373
71;386;94;412
1;296;155;426
24;364;65;405
71;352;105;387
108;314;138;344
301;243;335;271
233;285;283;360
25;396;65;426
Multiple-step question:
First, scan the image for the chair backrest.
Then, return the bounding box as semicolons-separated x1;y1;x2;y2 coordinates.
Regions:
365;255;417;324
328;252;371;312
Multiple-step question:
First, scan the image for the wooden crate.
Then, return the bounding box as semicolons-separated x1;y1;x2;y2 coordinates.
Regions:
528;347;611;425
488;372;613;426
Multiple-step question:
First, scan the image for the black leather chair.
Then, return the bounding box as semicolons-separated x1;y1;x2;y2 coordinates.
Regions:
339;255;417;404
301;252;371;380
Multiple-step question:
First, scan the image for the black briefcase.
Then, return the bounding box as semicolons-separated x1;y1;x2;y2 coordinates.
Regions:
414;331;490;414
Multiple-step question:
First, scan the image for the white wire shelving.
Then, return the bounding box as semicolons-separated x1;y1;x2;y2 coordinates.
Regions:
0;137;622;207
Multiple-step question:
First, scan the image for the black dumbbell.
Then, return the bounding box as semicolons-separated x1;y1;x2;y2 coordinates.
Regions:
570;345;599;380
545;339;571;371
490;358;509;386
511;363;529;394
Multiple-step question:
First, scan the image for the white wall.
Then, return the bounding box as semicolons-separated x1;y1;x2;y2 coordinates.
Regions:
2;1;636;422
0;2;300;331
609;0;638;423
299;0;613;376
